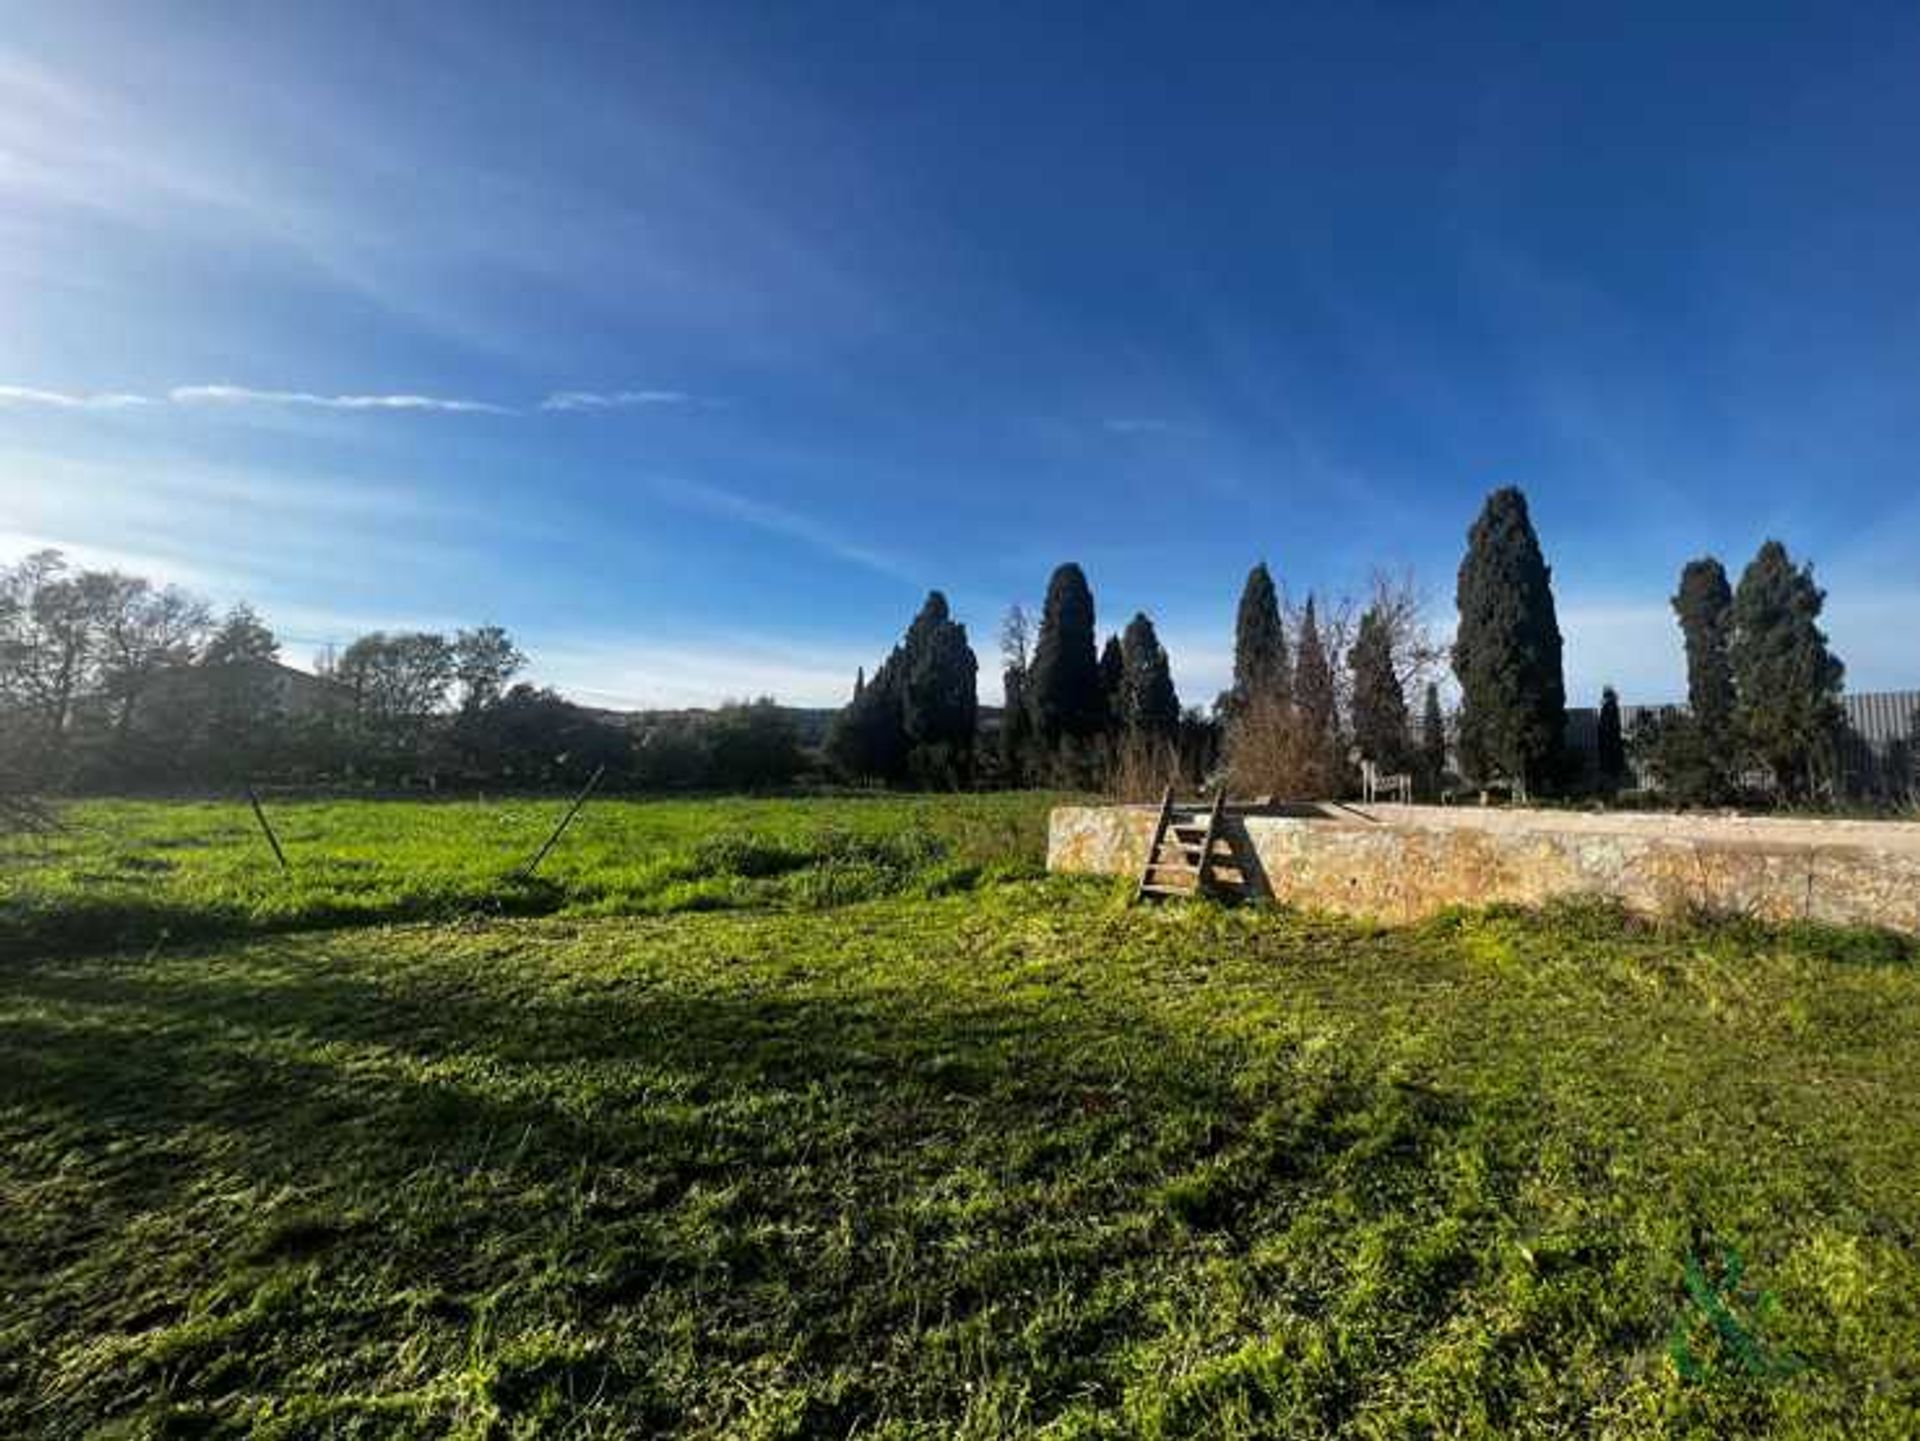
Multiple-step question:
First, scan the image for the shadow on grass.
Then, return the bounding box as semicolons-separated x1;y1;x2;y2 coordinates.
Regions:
0;876;571;966
1;936;1485;1435
0;821;1033;964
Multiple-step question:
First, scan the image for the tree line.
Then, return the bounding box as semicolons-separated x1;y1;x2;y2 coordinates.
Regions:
1416;488;1853;803
822;484;1862;805
1630;542;1852;803
1;485;1868;804
0;549;808;794
824;570;1217;794
822;552;1444;798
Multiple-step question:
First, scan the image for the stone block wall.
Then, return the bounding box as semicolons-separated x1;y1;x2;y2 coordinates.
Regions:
1047;803;1920;932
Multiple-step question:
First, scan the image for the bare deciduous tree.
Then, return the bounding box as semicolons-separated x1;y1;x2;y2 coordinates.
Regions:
1364;567;1446;696
1224;567;1440;801
0;550;98;757
337;631;458;763
453;625;527;712
95;576;213;740
1223;694;1338;801
998;603;1031;676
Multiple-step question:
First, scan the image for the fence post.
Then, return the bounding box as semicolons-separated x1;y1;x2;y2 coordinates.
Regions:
518;765;606;881
246;784;291;875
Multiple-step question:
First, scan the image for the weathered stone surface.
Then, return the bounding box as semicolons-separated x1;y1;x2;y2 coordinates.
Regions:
1047;803;1920;932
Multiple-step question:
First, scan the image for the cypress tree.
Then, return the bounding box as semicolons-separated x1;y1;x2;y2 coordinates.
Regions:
1027;563;1104;748
1118;612;1180;741
1673;557;1734;742
998;604;1033;787
1294;595;1340;787
1452;486;1567;793
1730;540;1845;799
999;664;1031;786
1347;606;1409;771
825;653;908;784
1596;685;1626;788
1420;682;1446;785
900;591;978;786
1231;561;1289;712
1098;634;1125;733
869;653;910;782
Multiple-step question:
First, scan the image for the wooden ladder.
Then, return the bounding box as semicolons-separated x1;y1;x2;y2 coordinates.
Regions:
1136;786;1228;902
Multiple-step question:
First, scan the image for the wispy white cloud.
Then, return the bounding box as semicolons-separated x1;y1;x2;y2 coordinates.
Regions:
540;389;698;412
1;380;711;416
0;384;151;409
651;474;918;584
170;384;511;414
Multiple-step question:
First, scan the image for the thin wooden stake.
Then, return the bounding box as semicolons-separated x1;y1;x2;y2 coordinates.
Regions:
246;784;290;875
518;765;605;880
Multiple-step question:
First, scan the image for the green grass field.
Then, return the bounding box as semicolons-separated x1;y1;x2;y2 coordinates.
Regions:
0;794;1060;963
5;796;1920;1437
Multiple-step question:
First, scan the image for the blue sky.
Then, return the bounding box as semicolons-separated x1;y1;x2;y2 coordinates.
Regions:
3;3;1917;709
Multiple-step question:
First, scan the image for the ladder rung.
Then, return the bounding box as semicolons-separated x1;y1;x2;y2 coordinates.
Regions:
1136;787;1230;905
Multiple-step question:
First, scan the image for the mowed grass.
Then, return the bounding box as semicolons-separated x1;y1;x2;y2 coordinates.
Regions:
3;802;1920;1435
0;793;1060;961
4;800;1920;1436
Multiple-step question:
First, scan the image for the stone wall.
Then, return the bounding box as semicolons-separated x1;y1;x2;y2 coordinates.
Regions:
1047;802;1920;932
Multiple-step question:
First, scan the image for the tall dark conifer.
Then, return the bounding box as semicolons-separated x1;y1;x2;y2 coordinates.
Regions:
1027;563;1104;748
1596;685;1626;788
1231;561;1289;712
1347;606;1409;770
999;665;1031;787
1098;634;1125;734
1118;612;1180;741
900;591;979;786
1730;540;1844;799
825;651;907;784
1421;682;1447;785
1294;595;1339;784
861;651;908;783
1452;486;1567;792
1673;557;1735;743
827;590;979;787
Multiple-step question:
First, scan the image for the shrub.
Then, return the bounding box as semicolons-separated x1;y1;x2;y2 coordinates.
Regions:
690;832;808;879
